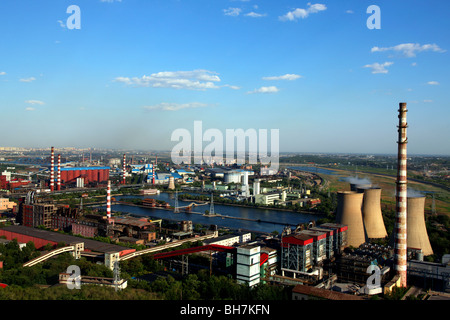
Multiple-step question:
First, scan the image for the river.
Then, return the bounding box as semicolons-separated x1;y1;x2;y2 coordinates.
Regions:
109;192;323;235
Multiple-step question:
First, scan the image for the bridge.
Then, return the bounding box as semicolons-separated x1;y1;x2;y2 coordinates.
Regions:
118;232;218;262
23;242;84;267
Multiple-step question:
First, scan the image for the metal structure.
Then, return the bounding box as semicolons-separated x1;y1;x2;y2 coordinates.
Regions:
361;188;387;239
209;193;215;215
174;190;179;213
407;196;433;256
281;233;313;275
336;191;366;248
394;102;408;287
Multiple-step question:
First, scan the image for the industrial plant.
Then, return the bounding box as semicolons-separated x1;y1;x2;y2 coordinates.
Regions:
0;102;449;300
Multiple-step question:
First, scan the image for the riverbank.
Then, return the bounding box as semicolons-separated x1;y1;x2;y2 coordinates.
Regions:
114;200;299;228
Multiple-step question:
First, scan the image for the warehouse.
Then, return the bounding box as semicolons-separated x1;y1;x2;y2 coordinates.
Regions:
0;225;135;257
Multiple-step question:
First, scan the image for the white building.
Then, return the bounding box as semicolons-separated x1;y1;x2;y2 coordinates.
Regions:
236;244;261;287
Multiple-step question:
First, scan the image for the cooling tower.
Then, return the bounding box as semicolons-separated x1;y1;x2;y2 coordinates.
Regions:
361;188;387;239
407;196;433;256
350;183;372;192
168;176;175;190
336;191;366;248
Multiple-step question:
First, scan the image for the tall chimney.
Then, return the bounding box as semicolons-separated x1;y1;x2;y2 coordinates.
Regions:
50;147;55;191
152;165;156;185
57;154;61;191
122;154;126;184
107;180;111;220
394;102;408;287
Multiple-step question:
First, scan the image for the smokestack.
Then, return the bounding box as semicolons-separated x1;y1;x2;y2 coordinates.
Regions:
407;196;433;256
336;191;366;248
394;102;408;287
50;147;55;191
107;180;111;220
122;154;126;184
361;188;387;239
152;165;155;185
57;154;61;191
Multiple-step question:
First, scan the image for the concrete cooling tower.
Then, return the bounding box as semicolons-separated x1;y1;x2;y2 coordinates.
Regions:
350;183;372;192
407;196;433;256
361;188;388;239
336;191;366;248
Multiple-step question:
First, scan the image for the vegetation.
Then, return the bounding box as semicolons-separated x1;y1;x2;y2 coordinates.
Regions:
0;238;291;300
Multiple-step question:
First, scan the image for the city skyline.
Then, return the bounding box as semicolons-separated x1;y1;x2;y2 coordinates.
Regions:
0;0;449;155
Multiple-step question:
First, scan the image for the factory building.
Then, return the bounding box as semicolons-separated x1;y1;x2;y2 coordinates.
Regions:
236;244;261;287
55;166;110;186
281;223;349;279
0;225;135;257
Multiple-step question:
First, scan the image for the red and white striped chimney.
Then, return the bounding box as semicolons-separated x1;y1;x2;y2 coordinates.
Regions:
50;147;55;191
122;154;126;184
106;180;111;220
57;154;61;191
394;102;408;287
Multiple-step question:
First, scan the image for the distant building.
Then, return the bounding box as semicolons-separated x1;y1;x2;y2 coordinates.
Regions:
0;198;16;211
203;232;251;247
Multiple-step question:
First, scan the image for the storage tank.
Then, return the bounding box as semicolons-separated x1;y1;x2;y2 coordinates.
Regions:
336;191;366;248
361;188;387;239
407;196;433;256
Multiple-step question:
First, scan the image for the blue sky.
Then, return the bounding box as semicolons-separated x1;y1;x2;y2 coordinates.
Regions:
0;0;449;155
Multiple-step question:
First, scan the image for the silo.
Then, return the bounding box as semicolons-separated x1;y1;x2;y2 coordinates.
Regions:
361;188;387;239
336;191;366;248
407;196;433;256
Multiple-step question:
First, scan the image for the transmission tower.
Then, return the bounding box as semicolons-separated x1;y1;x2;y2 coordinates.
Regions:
174;190;180;213
209;193;215;215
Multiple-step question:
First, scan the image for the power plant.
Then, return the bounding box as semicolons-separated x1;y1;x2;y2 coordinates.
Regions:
407;196;433;256
335;191;366;248
361;187;388;239
394;102;408;288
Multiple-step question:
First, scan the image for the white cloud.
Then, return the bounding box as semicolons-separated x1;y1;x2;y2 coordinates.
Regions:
411;62;417;67
363;62;393;74
262;74;302;81
25;107;35;111
427;81;439;85
245;12;267;18
25;100;45;105
247;86;279;94
371;43;446;58
224;7;242;16
346;10;354;14
143;102;210;111
0;72;6;76
114;70;222;90
423;99;433;103
279;3;327;21
20;77;36;83
57;20;66;28
223;84;241;90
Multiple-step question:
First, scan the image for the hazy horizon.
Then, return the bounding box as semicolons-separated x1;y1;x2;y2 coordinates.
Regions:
1;1;449;156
